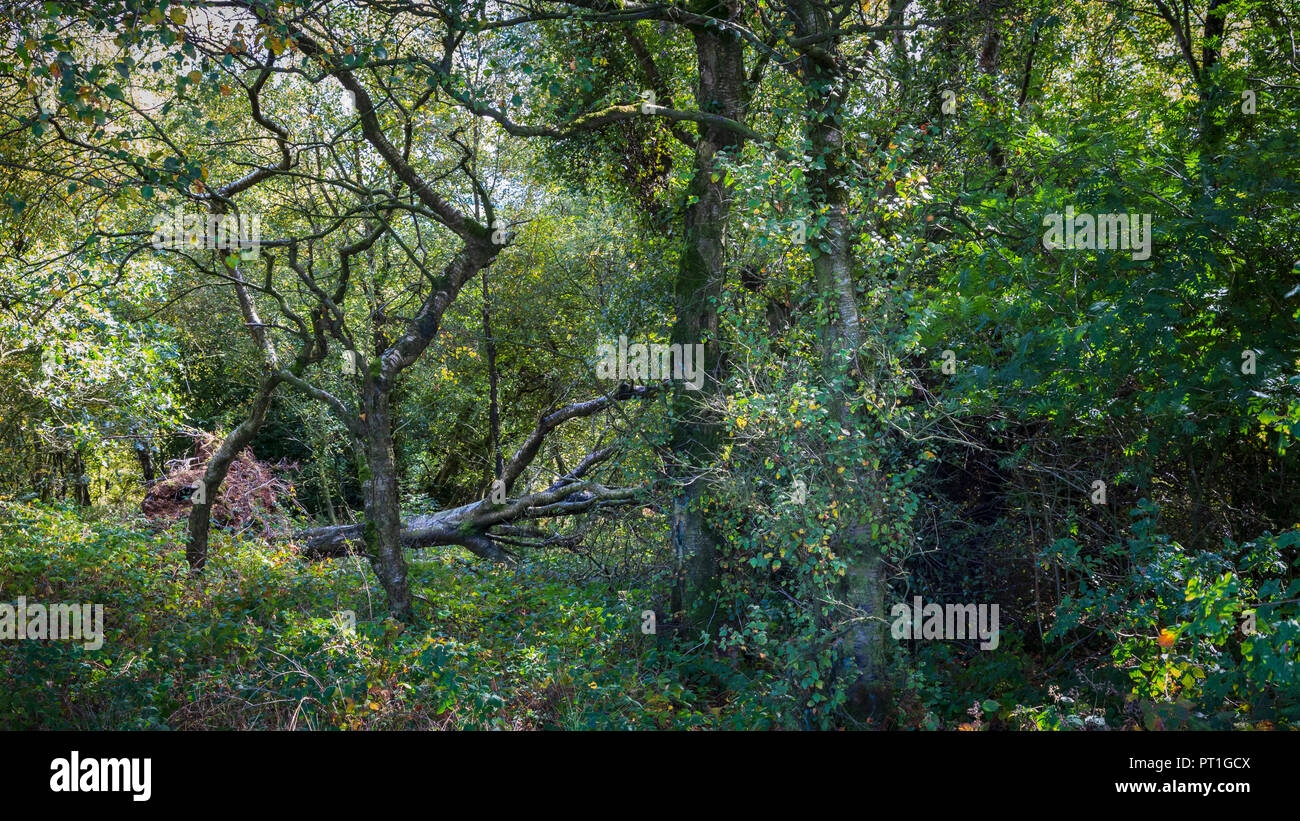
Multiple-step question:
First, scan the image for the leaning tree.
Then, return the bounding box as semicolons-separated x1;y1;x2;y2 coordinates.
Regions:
11;0;668;620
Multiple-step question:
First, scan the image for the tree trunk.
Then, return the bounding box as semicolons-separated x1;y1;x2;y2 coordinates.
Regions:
359;385;413;621
795;0;897;718
134;440;156;485
187;222;286;571
71;448;91;507
669;15;747;626
185;373;279;571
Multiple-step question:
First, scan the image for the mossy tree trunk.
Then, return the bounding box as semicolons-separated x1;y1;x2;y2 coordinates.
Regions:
669;9;748;627
792;0;911;718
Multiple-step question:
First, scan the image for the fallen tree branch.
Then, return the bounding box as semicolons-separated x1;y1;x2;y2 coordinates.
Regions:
295;480;642;562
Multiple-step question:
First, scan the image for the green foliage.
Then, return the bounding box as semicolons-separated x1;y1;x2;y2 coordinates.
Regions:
0;0;1296;732
1042;502;1300;729
0;501;781;729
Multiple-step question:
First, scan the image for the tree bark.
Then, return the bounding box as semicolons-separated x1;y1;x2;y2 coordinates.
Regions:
793;0;908;719
134;439;155;485
669;12;748;627
185;372;280;571
358;386;413;620
297;476;637;562
71;447;91;507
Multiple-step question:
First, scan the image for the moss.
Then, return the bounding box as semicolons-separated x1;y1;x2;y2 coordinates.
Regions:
463;217;491;243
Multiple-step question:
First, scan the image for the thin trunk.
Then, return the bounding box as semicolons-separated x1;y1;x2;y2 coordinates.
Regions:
135;440;156;485
185;373;279;570
187;220;283;571
37;453;51;502
71;448;91;507
977;16;1016;196
483;268;503;480
318;454;338;525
